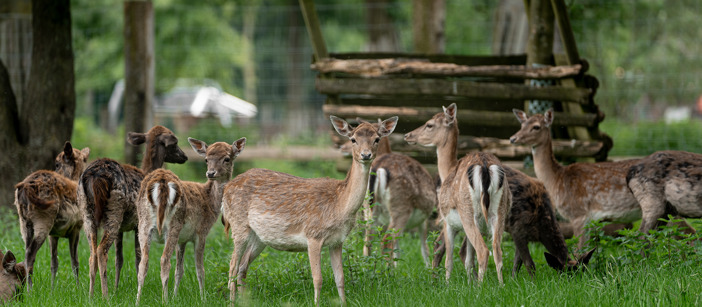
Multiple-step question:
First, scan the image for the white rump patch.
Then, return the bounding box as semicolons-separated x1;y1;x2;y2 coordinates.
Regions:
167;182;178;206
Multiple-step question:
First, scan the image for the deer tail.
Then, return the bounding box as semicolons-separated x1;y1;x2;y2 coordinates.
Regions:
15;181;56;217
84;176;112;226
468;163;494;226
149;180;180;236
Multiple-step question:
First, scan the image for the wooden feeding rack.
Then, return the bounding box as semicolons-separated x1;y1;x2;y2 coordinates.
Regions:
299;0;612;164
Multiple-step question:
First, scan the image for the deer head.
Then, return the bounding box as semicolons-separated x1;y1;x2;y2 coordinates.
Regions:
188;137;246;180
330;116;397;164
509;109;554;147
0;251;27;302
404;103;457;147
55;141;90;181
128;125;188;170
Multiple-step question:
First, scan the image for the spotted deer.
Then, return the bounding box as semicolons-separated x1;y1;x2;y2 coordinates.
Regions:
341;118;437;267
404;103;511;284
509;109;643;248
135;137;246;303
78;125;188;297
0;251;27;303
14;141;90;288
627;150;702;234
222;116;397;304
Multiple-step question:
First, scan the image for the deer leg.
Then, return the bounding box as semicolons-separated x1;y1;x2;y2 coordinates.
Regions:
114;232;124;290
97;228;118;297
443;223;455;282
385;208;411;267
25;236;45;291
637;195;666;235
86;224;98;297
160;225;182;303
228;238;247;302
237;238;265;291
432;228;446;269
49;236;59;288
135;225;153;305
173;242;187;298
69;230;80;285
329;244;346;305
362;199;373;257
133;230;141;274
463;238;477;280
419;220;430;268
458;236;468;266
307;238;324;305
194;237;207;300
460;216;488;283
491;219;506;285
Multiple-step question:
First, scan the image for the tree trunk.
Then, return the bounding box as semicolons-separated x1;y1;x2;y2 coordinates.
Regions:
0;0;76;209
366;0;401;52
412;0;445;53
286;0;307;136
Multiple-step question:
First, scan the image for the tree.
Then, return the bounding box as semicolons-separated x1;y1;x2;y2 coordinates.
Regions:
0;0;76;208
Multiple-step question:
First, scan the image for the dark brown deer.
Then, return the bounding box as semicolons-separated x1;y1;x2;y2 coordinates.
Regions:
405;103;512;284
509;109;642;248
627;150;702;234
78;125;188;297
342;118;437;267
0;251;27;303
222;116;397;304
14;141;90;288
135;137;246;303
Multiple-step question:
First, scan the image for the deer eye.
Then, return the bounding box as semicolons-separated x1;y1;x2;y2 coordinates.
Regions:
426;124;433;129
55;162;60;169
205;159;208;163
224;157;231;163
351;138;357;144
374;138;380;144
532;125;541;131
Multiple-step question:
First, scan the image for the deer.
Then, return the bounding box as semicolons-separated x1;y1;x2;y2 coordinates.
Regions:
509;109;644;248
135;137;246;303
626;150;702;234
78;125;188;298
0;251;27;303
222;116;397;304
14;141;90;289
340;118;437;267
431;165;594;276
404;103;512;284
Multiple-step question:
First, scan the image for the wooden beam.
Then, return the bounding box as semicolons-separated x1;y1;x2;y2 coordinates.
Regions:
316;77;593;104
551;0;580;65
323;105;600;128
329;52;527;66
311;58;584;79
299;0;328;61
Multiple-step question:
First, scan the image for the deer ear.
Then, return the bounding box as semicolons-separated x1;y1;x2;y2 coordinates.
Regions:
513;109;528;124
15;262;27;282
232;137;247;157
544;109;554;127
188;137;208;157
127;132;147;145
443;103;457;125
578;248;595;266
544;252;565;271
378;116;398;138
63;141;74;159
330;116;353;138
2;251;16;272
81;147;91;161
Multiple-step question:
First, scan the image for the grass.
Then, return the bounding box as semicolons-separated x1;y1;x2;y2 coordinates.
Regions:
3;202;702;306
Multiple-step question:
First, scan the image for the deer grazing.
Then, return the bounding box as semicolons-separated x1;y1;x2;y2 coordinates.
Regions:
627;150;702;234
404;103;511;284
509;109;643;248
432;165;594;275
14;141;90;288
0;251;27;303
341;118;437;267
78;125;188;297
135;137;246;303
222;116;397;304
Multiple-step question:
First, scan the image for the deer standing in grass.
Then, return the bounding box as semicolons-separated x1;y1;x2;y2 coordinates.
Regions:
135;137;246;303
78;125;188;297
222;116;397;304
14;141;90;288
627;150;702;234
0;251;27;303
509;109;643;248
341;118;437;267
404;103;511;284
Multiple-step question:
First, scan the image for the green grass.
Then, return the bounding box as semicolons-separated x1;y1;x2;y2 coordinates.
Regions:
3;204;702;306
601;119;702;156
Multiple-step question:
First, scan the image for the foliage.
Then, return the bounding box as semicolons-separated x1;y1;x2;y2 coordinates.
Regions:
601;119;702;156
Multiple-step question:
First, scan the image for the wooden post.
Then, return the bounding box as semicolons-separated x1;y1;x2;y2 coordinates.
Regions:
124;0;154;166
299;0;328;62
412;0;445;54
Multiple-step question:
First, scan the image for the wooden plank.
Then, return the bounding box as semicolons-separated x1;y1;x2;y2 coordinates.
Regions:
312;58;584;79
329;52;527;66
316;77;593;104
323;104;600;128
298;0;328;61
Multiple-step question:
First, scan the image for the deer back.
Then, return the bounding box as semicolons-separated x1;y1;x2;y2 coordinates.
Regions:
369;153;436;216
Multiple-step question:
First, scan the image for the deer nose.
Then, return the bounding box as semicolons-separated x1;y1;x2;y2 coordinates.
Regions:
360;151;372;160
403;132;412;140
206;171;216;178
509;136;517;144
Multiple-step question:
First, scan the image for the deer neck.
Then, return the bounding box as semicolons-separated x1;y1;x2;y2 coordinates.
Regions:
141;150;159;174
531;136;564;193
204;175;230;214
377;138;392;157
338;158;373;219
436;127;459;183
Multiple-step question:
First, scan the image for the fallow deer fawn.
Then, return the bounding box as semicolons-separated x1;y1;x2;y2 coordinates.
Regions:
0;251;27;303
222;116;397;304
14;141;90;288
405;103;511;284
627;150;702;234
509;109;642;248
78;125;188;297
342;118;437;268
135;137;246;303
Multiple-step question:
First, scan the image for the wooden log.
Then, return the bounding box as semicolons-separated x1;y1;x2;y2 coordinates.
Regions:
316;77;593;104
312;58;584;79
184;145;343;162
299;0;328;61
329;52;527;66
323;104;600;128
